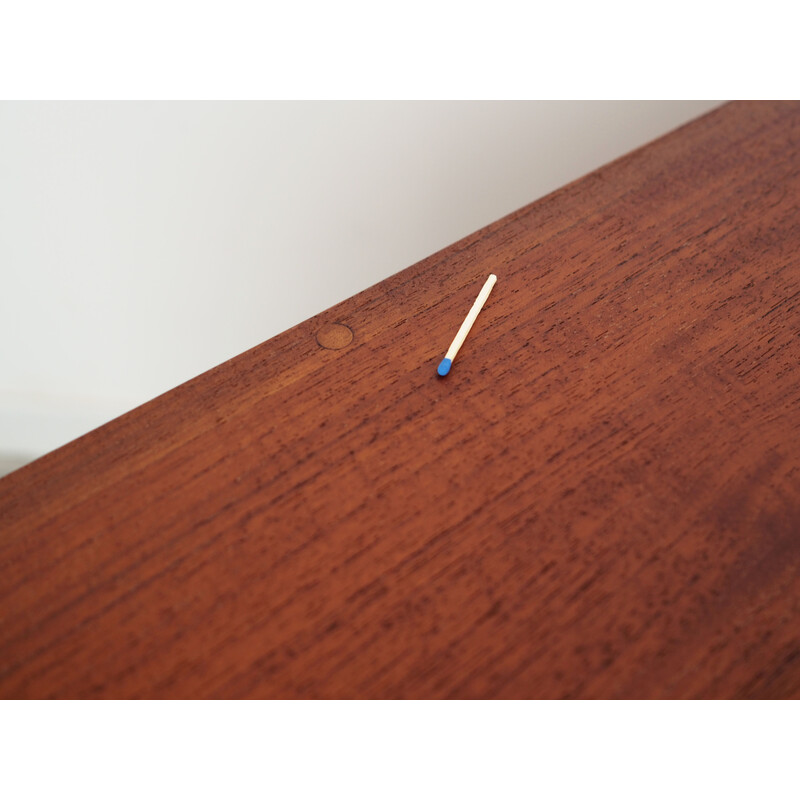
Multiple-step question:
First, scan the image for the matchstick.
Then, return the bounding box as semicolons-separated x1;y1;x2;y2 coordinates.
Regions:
437;274;497;376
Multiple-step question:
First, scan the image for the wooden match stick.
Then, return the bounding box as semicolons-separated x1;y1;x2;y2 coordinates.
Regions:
437;274;497;376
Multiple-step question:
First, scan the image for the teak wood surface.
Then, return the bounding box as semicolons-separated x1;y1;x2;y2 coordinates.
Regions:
2;101;800;699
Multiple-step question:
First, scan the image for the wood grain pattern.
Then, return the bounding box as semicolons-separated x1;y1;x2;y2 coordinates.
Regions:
2;101;800;698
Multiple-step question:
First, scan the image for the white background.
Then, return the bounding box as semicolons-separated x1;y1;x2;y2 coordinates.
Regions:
0;101;719;466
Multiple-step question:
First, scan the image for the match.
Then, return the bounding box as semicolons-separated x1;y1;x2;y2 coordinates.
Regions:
437;274;497;377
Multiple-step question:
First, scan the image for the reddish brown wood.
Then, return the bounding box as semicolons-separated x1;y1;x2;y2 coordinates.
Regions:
2;101;800;698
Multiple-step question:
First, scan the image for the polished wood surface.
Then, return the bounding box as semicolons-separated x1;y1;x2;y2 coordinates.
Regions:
2;101;800;698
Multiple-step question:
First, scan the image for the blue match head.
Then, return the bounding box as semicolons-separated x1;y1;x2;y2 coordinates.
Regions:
437;358;452;377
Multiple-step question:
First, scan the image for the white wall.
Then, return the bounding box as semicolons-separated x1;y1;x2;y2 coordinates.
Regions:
0;101;720;463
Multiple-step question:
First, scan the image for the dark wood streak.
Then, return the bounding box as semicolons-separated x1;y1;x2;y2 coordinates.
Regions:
2;101;800;698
